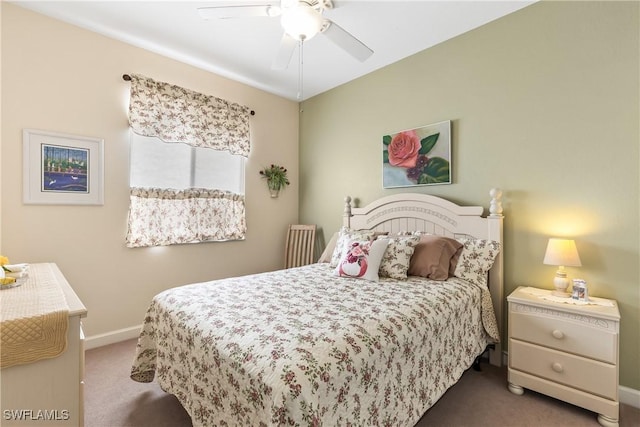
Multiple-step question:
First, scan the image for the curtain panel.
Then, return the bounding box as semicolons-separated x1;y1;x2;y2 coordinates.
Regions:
126;188;246;248
128;74;251;157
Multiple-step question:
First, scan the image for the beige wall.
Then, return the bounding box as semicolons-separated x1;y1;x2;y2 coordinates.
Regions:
0;4;3;247
1;4;299;339
300;1;640;389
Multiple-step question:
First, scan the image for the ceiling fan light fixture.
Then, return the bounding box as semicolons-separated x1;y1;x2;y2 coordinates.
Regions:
281;3;323;41
266;5;281;17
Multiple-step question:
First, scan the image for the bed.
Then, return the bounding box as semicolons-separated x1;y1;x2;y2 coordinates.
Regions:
131;190;504;426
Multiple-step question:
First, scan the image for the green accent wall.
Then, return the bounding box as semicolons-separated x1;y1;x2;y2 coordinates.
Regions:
300;1;640;389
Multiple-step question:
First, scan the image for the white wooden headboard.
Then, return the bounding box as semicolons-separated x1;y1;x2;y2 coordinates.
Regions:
343;189;504;366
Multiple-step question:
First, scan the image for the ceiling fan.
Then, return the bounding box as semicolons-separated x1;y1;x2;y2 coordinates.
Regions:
197;0;374;70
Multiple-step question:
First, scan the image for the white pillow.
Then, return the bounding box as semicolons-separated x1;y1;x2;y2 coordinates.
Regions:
453;238;501;288
377;235;420;280
329;227;376;268
334;239;389;282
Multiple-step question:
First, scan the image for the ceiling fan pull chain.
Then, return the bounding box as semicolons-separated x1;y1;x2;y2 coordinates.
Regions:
298;38;304;102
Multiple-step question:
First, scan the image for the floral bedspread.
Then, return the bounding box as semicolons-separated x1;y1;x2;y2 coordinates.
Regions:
131;263;498;426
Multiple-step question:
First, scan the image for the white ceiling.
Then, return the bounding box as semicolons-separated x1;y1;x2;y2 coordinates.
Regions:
12;0;536;101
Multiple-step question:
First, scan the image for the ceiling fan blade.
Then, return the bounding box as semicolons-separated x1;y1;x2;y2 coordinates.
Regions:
272;33;298;70
197;4;278;20
322;20;373;62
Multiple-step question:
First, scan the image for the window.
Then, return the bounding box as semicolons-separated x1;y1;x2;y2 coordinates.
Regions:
124;74;251;248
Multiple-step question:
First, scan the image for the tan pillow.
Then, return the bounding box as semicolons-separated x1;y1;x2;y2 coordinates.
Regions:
408;235;463;280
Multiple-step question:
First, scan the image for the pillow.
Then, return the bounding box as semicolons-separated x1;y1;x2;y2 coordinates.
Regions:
377;235;420;279
318;232;339;263
334;239;389;282
329;227;376;268
408;235;463;280
453;238;501;288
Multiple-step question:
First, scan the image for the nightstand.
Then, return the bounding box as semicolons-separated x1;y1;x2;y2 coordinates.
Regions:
507;286;620;427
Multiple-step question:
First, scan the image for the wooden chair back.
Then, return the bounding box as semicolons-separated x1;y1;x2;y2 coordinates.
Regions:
284;224;317;269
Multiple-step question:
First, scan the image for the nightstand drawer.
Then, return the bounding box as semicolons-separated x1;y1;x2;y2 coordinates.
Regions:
510;340;617;400
510;308;617;363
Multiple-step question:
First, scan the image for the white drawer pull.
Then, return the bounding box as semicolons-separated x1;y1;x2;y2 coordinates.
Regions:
552;330;564;339
552;362;564;373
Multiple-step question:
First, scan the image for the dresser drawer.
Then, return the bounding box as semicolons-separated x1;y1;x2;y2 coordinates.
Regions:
510;340;617;400
510;307;617;363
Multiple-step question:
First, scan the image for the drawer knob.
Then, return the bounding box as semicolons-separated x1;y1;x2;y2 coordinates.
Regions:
552;362;564;373
552;330;564;339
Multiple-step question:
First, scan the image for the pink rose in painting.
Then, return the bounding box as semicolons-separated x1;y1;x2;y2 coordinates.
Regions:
388;130;421;168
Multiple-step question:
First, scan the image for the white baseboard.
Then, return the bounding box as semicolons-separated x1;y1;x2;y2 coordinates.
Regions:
84;324;141;350
620;385;640;409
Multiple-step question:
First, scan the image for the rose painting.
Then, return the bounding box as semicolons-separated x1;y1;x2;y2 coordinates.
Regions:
382;120;451;188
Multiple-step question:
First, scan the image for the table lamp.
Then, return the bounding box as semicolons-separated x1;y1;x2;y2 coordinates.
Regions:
543;238;582;297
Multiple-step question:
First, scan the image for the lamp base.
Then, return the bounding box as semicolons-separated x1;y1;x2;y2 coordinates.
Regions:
552;271;571;298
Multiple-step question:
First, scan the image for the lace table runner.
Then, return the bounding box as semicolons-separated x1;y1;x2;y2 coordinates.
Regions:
521;286;615;307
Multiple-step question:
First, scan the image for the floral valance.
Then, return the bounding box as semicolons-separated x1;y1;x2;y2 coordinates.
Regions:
127;74;251;157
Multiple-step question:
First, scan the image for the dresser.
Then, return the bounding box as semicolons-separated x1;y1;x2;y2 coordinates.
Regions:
507;286;620;427
1;263;87;426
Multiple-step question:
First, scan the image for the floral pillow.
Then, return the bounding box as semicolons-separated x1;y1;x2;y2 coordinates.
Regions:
377;235;420;280
329;227;376;268
453;238;501;288
334;239;389;282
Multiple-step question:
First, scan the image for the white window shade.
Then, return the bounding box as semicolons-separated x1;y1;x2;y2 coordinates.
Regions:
129;134;245;194
193;144;245;194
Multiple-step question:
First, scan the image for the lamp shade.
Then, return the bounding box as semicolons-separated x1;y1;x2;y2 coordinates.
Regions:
543;238;582;267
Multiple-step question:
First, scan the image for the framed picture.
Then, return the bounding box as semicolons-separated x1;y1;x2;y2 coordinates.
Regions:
382;120;451;188
23;129;104;205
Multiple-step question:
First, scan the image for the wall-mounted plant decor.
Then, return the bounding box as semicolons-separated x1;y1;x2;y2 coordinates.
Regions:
259;164;290;198
382;120;451;188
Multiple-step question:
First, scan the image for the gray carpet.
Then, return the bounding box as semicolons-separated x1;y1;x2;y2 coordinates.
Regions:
85;339;639;427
